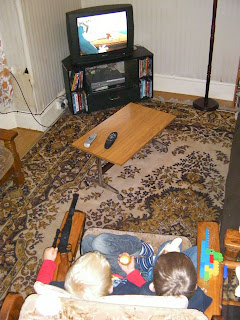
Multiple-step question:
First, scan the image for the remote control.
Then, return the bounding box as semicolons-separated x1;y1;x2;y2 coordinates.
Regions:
104;132;118;149
84;133;97;148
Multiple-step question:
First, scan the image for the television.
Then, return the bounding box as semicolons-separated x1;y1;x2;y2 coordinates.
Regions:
66;4;134;65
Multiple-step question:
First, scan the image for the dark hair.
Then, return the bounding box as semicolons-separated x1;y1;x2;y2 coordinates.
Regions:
153;252;197;299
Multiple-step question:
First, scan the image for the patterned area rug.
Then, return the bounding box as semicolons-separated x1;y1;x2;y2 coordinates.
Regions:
0;99;236;306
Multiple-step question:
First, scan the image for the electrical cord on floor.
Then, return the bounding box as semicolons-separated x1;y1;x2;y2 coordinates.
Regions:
0;71;65;128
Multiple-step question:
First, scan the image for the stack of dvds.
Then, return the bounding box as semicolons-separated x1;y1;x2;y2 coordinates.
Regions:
139;57;153;98
71;71;83;91
71;91;88;114
139;57;152;78
70;70;88;114
140;78;152;98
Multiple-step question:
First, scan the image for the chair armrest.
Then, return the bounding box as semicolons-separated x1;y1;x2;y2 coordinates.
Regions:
0;293;24;320
52;210;86;281
0;129;18;155
223;260;240;269
197;221;223;320
0;128;24;186
0;129;18;142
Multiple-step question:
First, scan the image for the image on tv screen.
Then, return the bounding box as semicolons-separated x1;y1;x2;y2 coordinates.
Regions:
77;11;127;55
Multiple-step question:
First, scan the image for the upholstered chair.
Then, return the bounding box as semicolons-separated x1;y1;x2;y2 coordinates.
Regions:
0;129;24;186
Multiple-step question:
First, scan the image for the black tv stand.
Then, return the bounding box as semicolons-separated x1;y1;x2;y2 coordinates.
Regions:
62;46;153;114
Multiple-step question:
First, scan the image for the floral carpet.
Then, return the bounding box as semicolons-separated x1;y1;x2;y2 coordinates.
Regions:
0;99;236;306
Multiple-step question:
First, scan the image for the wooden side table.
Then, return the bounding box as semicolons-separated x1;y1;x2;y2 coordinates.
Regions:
224;228;240;261
222;228;240;308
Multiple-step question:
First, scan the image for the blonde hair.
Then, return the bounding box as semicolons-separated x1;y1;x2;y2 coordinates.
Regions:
64;251;112;300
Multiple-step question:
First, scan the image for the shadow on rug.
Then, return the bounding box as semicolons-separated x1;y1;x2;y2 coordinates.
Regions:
0;99;236;306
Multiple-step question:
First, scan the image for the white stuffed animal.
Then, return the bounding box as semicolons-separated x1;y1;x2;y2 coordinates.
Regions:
159;237;182;255
34;281;71;316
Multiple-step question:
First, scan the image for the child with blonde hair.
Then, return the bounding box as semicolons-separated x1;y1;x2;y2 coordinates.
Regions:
36;248;113;300
65;251;113;299
36;246;142;300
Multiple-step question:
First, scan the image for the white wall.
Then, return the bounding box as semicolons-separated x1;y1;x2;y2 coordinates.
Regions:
82;0;240;100
0;0;82;130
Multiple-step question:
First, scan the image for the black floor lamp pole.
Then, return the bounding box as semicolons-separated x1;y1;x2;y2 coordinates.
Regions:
193;0;219;111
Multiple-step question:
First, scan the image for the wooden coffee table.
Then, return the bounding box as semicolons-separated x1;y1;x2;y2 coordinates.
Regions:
72;102;175;199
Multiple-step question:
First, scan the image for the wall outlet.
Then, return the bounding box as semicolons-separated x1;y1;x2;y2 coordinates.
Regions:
56;96;68;110
56;101;62;110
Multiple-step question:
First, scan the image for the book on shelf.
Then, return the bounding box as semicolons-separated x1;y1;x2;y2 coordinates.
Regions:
79;70;83;89
82;91;88;112
72;92;79;113
71;92;77;114
71;73;79;91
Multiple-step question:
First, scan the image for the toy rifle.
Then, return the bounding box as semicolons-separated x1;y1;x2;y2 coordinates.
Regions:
52;193;79;281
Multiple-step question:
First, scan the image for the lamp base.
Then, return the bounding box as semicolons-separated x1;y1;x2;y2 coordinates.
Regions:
193;97;219;111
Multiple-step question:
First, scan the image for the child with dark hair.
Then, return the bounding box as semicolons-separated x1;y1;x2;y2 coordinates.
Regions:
139;251;212;312
152;252;197;299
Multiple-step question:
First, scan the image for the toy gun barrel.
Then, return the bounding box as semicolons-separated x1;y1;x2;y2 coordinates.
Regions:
52;193;79;281
57;193;79;253
68;193;79;217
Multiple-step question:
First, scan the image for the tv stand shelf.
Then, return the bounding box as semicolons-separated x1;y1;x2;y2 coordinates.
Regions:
62;46;153;114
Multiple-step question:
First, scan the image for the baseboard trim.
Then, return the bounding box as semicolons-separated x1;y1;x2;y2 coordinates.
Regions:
0;101;64;131
1;75;235;130
154;74;235;102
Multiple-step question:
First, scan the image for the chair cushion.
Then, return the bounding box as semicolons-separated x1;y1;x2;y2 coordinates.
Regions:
0;145;14;179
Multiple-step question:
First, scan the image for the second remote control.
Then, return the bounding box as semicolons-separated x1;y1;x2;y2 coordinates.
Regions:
84;133;97;148
104;132;118;149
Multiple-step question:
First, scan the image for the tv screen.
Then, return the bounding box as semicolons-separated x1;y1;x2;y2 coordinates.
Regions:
77;11;128;55
66;4;134;65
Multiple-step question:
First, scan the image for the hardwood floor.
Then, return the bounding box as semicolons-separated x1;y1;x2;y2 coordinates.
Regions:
12;92;234;158
13;128;43;159
155;91;234;108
